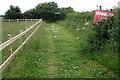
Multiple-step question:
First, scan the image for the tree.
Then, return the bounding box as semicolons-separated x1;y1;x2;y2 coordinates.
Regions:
5;5;22;19
36;2;58;10
23;1;67;22
61;7;75;14
23;9;35;19
22;1;75;22
35;2;59;22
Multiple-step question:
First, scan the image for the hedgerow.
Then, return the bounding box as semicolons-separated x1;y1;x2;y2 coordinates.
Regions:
63;9;119;75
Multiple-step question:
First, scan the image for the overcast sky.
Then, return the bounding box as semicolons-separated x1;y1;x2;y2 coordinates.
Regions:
0;0;119;15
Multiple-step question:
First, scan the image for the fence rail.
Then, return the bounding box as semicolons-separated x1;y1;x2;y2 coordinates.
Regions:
0;20;41;51
2;19;40;22
0;19;42;71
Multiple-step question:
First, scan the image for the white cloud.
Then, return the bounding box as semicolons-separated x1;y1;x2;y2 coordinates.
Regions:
0;0;119;15
118;1;120;8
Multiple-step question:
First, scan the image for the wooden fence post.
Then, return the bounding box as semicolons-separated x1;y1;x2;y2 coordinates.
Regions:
20;30;23;44
33;24;36;30
17;19;19;22
9;19;10;23
7;34;12;56
26;27;28;37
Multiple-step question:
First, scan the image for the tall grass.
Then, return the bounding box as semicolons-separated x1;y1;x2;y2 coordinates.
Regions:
3;22;116;78
60;10;119;75
2;21;37;63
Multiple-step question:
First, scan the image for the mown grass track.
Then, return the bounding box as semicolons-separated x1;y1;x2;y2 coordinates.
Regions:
2;21;117;78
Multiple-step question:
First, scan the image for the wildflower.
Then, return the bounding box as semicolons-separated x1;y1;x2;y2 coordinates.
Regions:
76;28;80;31
82;27;86;30
76;37;79;39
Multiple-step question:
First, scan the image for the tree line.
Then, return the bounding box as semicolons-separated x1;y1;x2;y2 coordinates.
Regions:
4;2;75;22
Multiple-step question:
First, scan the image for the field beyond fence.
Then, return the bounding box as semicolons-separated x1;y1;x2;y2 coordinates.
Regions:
0;19;42;71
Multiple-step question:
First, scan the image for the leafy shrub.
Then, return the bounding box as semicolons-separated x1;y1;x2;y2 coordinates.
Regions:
87;9;120;53
63;10;119;75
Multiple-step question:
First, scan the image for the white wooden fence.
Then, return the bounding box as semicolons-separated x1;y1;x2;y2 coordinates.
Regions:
2;19;40;23
0;19;42;71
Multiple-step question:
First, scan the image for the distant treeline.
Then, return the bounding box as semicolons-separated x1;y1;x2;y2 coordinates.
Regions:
4;2;75;22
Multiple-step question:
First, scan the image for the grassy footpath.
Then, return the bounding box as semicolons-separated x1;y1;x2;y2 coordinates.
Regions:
2;21;117;78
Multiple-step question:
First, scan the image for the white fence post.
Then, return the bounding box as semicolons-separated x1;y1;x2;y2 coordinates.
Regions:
17;19;19;22
7;34;12;56
20;30;23;44
9;19;10;23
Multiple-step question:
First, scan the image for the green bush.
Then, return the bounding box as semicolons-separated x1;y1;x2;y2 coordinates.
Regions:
63;9;119;75
88;9;120;53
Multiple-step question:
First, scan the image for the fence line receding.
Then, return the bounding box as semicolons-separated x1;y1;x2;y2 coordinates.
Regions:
0;19;42;71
